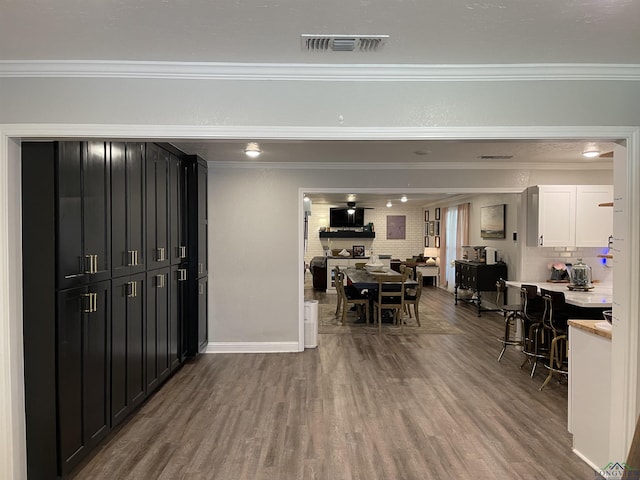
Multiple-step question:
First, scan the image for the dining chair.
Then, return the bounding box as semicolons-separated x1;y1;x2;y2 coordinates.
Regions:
404;271;423;326
373;274;406;333
335;270;369;325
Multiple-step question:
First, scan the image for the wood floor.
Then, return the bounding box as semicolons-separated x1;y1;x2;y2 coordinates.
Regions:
70;285;600;480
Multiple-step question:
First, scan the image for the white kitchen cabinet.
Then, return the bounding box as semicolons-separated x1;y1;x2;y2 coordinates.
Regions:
527;185;612;247
325;257;390;293
568;322;611;470
575;185;614;247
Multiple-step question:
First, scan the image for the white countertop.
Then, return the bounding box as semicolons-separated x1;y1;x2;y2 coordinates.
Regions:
505;281;612;308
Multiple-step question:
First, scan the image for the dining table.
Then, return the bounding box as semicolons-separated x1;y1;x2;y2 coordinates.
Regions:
345;267;418;290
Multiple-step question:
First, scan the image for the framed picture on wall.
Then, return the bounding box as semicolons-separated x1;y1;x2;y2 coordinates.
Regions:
428;221;435;236
424;210;429;222
435;236;441;248
481;204;506;239
424;236;429;247
352;245;365;257
435;221;440;236
435;208;441;220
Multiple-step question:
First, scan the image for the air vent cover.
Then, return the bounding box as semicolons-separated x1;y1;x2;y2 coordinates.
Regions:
479;155;514;160
301;34;388;52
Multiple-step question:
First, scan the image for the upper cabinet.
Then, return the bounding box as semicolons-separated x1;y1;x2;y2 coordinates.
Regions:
527;185;613;247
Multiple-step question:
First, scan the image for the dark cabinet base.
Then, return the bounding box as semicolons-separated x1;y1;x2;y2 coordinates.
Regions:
454;260;507;317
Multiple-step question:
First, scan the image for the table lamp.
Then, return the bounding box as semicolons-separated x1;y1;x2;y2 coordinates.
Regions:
424;247;439;266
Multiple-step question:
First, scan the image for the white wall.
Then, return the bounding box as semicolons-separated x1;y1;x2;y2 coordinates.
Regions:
0;73;639;478
305;204;425;262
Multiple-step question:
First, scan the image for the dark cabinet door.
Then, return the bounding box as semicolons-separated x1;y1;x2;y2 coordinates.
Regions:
197;160;208;277
169;265;184;371
57;142;111;288
57;281;111;475
111;273;145;427
146;144;170;269
169;153;186;265
112;143;146;278
146;267;171;394
197;276;208;354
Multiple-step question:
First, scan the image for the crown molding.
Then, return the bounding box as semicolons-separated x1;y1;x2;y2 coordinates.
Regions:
1;61;639;81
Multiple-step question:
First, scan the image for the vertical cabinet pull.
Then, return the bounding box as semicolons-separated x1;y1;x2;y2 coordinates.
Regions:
127;281;136;298
156;274;165;288
156;247;166;262
539;235;544;246
84;254;99;274
199;282;204;295
608;235;614;249
179;246;187;258
198;263;204;275
177;268;187;282
82;292;98;312
127;250;140;266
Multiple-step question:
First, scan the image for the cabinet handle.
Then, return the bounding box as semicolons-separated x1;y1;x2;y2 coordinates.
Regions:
539;235;544;246
199;283;204;295
127;281;135;298
179;246;187;258
82;292;98;313
82;293;92;312
156;274;165;288
128;250;135;266
156;247;165;262
93;255;98;274
177;268;187;281
608;235;614;249
85;255;94;274
198;263;204;275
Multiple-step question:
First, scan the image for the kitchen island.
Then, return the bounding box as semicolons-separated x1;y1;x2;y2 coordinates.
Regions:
504;281;612;308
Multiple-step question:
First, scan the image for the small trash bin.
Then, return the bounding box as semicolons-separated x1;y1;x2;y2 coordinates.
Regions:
304;300;318;348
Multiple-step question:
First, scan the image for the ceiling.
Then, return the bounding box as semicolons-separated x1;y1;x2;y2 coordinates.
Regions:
1;0;632;207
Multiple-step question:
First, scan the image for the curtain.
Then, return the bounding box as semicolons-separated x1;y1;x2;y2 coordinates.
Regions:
439;207;448;287
456;203;470;259
444;206;457;290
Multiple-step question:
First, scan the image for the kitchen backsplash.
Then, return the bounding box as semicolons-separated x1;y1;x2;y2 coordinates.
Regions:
522;246;613;284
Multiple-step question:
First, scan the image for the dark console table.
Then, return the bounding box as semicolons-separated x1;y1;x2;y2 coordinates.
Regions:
454;260;507;316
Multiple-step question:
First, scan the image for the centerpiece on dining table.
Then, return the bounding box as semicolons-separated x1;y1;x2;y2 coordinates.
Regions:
365;253;385;273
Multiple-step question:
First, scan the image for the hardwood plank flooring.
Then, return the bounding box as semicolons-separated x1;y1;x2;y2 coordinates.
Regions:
70;285;600;480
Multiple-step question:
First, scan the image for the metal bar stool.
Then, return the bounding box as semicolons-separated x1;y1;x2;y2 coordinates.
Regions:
496;278;524;362
519;285;547;377
539;289;569;390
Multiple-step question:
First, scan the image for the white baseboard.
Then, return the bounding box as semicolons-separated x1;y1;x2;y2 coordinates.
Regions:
205;341;302;353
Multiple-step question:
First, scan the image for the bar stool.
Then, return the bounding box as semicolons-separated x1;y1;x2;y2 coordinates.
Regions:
495;279;524;362
519;285;547;377
539;289;569;390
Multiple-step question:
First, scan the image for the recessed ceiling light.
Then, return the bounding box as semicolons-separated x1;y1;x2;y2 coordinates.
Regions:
244;142;262;158
582;149;600;158
400;195;408;203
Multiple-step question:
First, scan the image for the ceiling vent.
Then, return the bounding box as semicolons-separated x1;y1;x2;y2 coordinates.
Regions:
301;34;388;52
479;155;514;160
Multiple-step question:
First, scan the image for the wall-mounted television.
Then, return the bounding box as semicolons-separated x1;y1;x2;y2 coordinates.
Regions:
329;208;365;228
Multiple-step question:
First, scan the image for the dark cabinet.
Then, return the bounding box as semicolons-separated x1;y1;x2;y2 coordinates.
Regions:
185;156;208;356
57;281;111;475
146;143;170;269
56;141;111;288
454;260;508;316
22;141;207;479
146;267;171;393
111;142;146;278
111;273;146;427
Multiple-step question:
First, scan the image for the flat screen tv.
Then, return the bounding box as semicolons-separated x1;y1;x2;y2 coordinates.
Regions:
329;208;365;228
